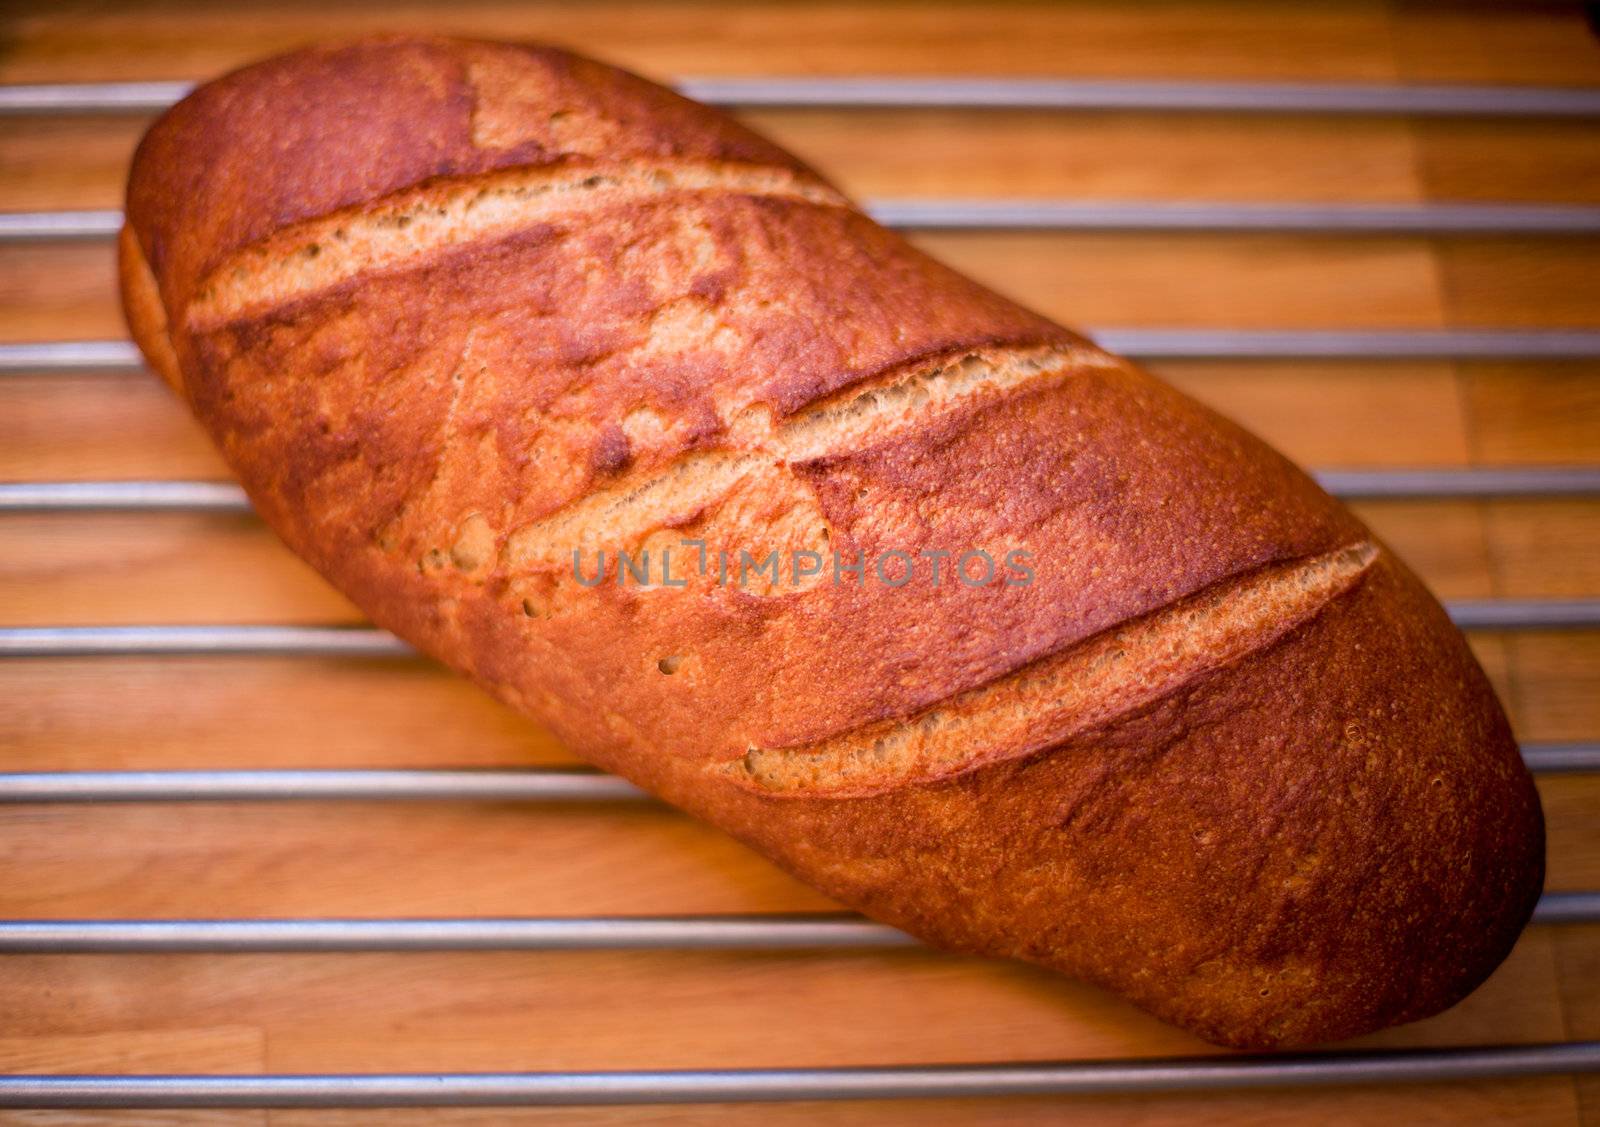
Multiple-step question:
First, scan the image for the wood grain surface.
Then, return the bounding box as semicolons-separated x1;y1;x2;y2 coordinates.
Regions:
0;1;1597;1123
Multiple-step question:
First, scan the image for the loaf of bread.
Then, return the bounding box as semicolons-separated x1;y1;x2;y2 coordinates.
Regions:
120;36;1544;1048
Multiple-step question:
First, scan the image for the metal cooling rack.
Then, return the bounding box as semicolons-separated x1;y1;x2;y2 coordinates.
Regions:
1;70;1599;1110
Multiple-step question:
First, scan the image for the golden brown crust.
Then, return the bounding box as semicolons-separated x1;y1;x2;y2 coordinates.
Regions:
127;36;833;314
688;554;1542;1049
121;35;1544;1049
116;225;184;397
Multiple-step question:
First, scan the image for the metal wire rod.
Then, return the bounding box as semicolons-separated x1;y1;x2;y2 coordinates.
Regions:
1088;329;1600;360
15;202;1600;241
0;896;1591;954
1;600;1593;660
4;1041;1600;1108
1522;743;1600;773
0;625;414;658
0;915;916;953
872;200;1600;233
0;742;1591;804
6;76;1600;116
0;80;194;113
1531;893;1600;925
0;481;250;512
8;331;1600;374
0;209;121;239
1447;600;1600;630
682;77;1600;116
0;340;141;372
0;768;649;802
9;468;1600;515
1312;468;1600;499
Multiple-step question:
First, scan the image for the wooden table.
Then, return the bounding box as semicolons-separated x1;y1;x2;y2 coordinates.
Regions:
1;1;1598;1122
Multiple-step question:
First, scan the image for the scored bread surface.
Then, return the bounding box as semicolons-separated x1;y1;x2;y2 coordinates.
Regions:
120;36;1544;1049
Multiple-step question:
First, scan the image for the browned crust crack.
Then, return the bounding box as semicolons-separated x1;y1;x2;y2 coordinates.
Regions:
185;160;852;329
502;344;1119;571
724;541;1381;798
